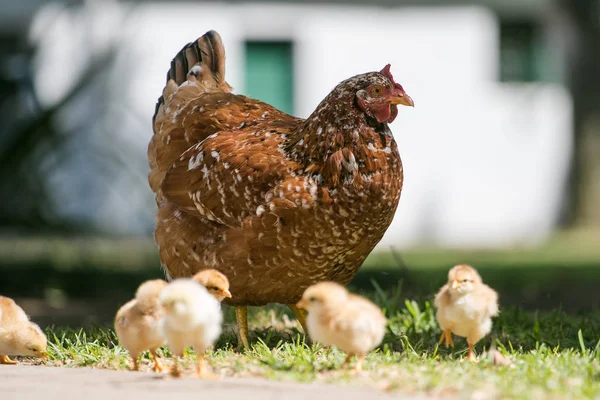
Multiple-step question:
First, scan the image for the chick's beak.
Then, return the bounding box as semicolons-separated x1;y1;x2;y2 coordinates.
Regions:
451;280;459;290
387;89;414;107
296;299;307;309
221;289;232;298
40;352;48;360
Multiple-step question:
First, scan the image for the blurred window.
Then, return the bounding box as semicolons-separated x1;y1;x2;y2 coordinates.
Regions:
500;20;541;82
244;41;294;115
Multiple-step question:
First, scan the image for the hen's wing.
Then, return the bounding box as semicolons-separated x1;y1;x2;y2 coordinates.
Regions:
149;30;295;205
160;116;311;228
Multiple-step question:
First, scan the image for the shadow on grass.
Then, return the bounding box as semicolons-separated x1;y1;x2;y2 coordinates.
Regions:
2;253;600;337
350;262;600;311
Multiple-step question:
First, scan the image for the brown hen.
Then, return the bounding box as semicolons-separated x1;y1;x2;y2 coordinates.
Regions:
148;30;413;348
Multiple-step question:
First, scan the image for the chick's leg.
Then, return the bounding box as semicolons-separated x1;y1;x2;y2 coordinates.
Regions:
341;353;354;369
354;353;366;373
170;356;181;378
437;331;445;345
150;349;164;373
236;307;250;349
0;355;18;364
438;329;454;348
195;353;219;379
131;354;139;371
467;341;476;362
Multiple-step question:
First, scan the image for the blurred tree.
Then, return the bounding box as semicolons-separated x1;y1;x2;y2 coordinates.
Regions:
557;0;600;227
0;33;115;234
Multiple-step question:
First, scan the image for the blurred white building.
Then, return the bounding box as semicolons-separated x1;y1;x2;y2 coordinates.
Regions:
18;1;573;248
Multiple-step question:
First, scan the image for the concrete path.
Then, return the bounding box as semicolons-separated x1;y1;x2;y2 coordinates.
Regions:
0;365;416;400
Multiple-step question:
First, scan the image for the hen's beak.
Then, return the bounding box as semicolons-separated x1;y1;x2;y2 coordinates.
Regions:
387;92;414;107
296;299;307;309
221;289;232;298
451;280;460;290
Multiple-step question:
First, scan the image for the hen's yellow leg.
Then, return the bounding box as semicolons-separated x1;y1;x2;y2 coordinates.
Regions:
150;349;164;372
236;306;250;349
288;304;310;335
0;355;17;364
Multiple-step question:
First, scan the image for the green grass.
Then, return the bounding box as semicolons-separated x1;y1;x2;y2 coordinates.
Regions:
4;232;600;398
2;231;600;315
40;291;600;400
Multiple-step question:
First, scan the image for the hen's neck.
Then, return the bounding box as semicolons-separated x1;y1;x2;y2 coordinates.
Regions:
283;91;394;185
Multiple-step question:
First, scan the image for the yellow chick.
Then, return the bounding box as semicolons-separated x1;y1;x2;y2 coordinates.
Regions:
159;279;223;378
114;279;168;372
296;282;387;372
434;264;499;361
0;296;47;364
192;269;232;302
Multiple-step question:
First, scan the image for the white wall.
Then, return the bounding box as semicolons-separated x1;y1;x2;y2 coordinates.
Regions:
29;3;572;248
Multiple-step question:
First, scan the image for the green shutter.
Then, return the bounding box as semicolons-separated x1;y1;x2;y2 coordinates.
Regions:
244;41;294;115
500;20;539;82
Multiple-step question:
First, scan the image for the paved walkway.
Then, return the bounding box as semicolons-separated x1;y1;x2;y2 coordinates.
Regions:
1;365;417;400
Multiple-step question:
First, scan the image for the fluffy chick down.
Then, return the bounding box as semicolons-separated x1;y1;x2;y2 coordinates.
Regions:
159;279;223;377
297;282;387;372
192;269;232;302
434;264;499;361
0;296;47;364
114;279;169;371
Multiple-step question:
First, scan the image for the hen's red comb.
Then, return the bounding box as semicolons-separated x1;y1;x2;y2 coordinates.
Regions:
380;64;404;90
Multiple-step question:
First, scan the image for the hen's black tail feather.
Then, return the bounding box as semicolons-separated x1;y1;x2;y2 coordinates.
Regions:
152;30;227;125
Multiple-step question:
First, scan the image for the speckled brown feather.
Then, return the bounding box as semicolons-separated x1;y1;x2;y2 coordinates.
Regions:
148;30;405;306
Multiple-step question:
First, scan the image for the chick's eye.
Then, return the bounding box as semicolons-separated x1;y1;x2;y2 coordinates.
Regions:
462;279;469;283
308;296;317;302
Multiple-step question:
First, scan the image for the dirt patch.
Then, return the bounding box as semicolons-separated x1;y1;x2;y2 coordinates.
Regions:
1;364;418;400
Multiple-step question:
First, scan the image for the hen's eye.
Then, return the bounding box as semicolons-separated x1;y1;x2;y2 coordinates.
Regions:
371;86;383;95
